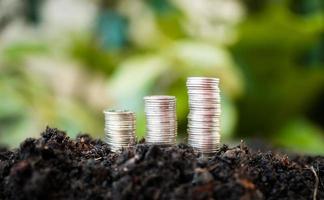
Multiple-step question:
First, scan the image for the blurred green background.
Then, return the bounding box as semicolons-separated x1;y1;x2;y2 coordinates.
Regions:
0;0;323;154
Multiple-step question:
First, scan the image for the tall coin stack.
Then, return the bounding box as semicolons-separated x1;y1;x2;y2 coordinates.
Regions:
103;110;136;152
187;77;221;154
144;96;177;145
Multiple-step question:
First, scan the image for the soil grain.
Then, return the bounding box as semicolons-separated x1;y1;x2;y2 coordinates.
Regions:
0;127;323;200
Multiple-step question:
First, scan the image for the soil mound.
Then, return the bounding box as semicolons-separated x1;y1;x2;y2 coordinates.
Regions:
0;127;323;199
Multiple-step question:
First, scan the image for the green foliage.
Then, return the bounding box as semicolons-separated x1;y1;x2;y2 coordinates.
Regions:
0;0;323;154
3;42;49;62
274;118;324;154
69;36;120;75
232;1;324;139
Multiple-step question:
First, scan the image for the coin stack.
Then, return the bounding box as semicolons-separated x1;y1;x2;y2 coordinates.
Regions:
103;110;136;152
144;96;177;145
187;77;221;154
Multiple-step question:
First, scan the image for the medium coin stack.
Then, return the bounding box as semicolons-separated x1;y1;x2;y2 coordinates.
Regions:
144;96;177;145
187;77;221;154
103;110;136;152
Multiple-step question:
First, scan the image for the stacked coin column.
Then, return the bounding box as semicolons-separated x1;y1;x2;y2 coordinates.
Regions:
103;110;136;152
144;96;177;145
187;77;221;154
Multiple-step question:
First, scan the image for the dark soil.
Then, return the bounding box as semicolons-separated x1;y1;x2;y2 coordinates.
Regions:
0;127;323;200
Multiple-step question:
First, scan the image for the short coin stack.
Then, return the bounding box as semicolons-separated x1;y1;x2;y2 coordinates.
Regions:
187;77;221;154
144;96;177;145
103;110;136;152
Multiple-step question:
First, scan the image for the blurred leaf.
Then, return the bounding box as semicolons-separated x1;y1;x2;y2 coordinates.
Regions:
167;40;244;98
107;54;171;138
221;96;237;140
96;10;128;51
0;116;39;147
273;118;324;155
3;42;49;62
55;99;103;139
233;2;324;137
69;36;121;75
0;82;25;117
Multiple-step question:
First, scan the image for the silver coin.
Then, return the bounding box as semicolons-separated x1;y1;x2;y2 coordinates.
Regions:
103;110;136;152
144;95;177;145
187;77;221;154
187;77;219;84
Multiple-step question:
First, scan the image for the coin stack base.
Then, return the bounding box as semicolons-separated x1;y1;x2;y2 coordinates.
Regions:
187;77;221;154
103;110;136;152
144;96;177;145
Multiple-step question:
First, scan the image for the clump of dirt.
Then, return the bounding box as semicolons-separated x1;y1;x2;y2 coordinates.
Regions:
0;127;323;200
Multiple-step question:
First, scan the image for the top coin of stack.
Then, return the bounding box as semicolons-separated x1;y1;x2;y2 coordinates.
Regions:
144;96;177;145
103;110;136;152
186;77;221;154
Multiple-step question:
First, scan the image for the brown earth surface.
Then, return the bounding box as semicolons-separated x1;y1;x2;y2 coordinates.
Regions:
0;127;323;200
